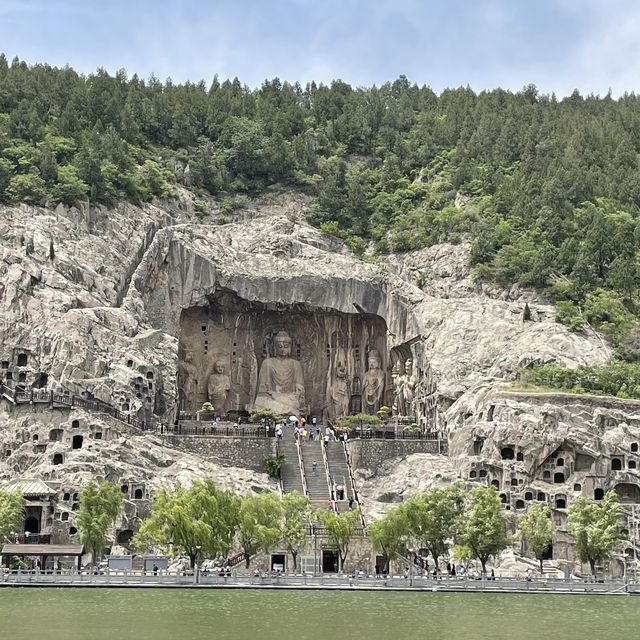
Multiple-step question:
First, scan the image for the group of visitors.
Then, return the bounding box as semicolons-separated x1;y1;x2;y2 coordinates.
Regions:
325;496;356;512
201;565;231;577
292;426;322;441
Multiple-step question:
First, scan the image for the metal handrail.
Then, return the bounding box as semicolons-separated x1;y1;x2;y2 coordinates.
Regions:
296;438;309;498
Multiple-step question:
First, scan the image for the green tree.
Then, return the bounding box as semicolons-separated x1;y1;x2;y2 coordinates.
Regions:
238;493;283;569
264;453;285;478
316;507;362;572
336;413;382;431
517;503;554;573
459;487;509;574
568;491;625;576
50;164;88;205
77;480;123;566
0;489;25;541
133;479;240;568
250;407;284;425
368;506;410;573
523;302;532;322
281;492;311;572
402;484;464;573
6;172;47;204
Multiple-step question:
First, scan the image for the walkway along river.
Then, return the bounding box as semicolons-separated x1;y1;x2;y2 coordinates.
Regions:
1;569;639;595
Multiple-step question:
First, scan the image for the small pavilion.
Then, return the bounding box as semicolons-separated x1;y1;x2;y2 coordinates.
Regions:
1;543;84;570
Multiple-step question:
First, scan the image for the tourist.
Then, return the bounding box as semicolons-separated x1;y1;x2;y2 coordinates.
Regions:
312;460;318;475
294;427;299;441
348;497;354;510
316;427;321;440
490;569;495;581
308;428;313;441
153;564;158;576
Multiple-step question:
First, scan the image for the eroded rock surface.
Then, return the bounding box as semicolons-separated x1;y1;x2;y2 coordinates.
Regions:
1;191;632;572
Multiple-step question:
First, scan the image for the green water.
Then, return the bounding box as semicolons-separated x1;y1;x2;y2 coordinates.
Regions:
0;588;637;640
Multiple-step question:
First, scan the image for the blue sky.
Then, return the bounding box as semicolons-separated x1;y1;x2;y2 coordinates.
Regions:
0;0;639;96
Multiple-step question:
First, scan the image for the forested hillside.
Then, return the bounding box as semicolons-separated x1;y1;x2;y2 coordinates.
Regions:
2;55;640;360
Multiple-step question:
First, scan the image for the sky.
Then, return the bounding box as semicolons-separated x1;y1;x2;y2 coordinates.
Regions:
0;0;639;96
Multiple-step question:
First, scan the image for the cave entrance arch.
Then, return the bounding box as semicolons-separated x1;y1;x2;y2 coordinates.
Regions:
322;550;338;574
117;530;134;545
24;516;40;535
614;483;640;504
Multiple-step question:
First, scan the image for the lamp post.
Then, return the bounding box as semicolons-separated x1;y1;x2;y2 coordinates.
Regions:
195;545;202;585
408;548;414;587
312;525;318;578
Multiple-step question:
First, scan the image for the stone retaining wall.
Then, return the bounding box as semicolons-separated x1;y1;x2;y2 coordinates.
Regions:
162;436;276;472
348;439;446;473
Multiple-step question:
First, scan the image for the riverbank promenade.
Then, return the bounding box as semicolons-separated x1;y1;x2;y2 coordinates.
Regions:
2;569;639;595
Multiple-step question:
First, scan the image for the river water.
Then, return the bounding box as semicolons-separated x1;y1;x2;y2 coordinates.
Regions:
1;588;637;640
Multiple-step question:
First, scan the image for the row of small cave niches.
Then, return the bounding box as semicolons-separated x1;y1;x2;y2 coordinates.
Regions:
3;420;103;463
498;491;570;511
1;353;48;388
119;365;156;411
469;468;574;488
52;484;147;532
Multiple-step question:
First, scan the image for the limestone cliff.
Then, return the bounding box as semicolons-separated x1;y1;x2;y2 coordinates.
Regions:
2;190;634;572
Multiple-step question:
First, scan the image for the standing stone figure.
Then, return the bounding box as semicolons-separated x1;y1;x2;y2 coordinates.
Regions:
328;361;350;420
207;359;231;415
392;360;406;416
254;331;306;416
362;350;385;414
178;351;198;412
402;358;417;419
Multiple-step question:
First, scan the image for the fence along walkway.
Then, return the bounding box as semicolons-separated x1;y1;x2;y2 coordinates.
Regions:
0;380;150;430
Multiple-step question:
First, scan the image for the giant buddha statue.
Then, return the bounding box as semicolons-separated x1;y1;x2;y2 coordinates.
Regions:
253;331;306;416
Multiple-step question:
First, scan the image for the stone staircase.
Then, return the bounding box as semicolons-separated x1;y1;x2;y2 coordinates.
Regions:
300;441;331;509
277;441;305;495
325;441;356;513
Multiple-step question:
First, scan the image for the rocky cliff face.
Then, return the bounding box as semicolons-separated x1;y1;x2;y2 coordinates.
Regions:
2;190;632;571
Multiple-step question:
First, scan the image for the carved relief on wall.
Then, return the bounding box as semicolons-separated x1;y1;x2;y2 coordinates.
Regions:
327;361;350;421
207;358;231;414
362;350;385;414
178;351;198;412
254;330;306;416
177;292;389;418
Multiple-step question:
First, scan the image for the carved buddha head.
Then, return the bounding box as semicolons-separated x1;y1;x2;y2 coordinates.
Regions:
274;331;293;358
405;359;413;375
336;362;347;378
214;359;226;374
368;350;381;371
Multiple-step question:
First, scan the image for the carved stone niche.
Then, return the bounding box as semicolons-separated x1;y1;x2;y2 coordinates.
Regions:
177;290;389;418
